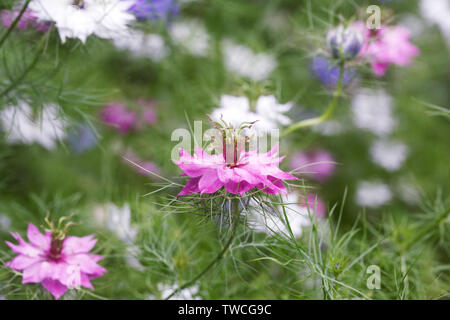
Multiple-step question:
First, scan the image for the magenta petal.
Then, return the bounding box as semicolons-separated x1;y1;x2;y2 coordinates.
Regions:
62;235;97;255
80;273;94;290
224;181;240;194
27;223;51;250
5;255;41;270
198;171;223;194
41;279;68;300
178;177;201;196
64;254;107;275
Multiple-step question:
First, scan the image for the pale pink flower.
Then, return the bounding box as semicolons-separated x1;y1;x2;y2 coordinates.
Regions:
5;224;106;299
1;8;49;32
123;151;161;177
100;103;138;134
289;149;336;182
353;22;420;76
137;99;158;125
175;143;297;196
304;194;327;219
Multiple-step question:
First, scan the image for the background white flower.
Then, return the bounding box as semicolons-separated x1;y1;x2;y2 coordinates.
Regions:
222;39;277;81
125;245;145;271
0;214;11;231
420;0;450;47
112;30;168;62
169;20;210;56
311;120;344;136
30;0;136;43
210;94;292;134
148;284;201;300
370;139;409;171
356;181;392;208
0;101;67;150
351;89;396;137
248;193;312;238
94;203;137;244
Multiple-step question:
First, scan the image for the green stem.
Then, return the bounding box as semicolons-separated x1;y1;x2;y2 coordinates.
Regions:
0;34;47;98
280;61;345;138
165;198;240;300
0;0;32;50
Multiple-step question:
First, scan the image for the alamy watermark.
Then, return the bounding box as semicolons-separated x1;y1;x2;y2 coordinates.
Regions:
367;5;381;30
366;265;381;290
170;120;280;164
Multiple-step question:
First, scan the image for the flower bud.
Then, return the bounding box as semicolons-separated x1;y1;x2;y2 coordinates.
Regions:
327;25;363;60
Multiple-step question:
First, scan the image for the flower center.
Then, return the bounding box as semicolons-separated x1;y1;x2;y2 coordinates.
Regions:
222;130;244;167
72;0;85;9
48;235;64;261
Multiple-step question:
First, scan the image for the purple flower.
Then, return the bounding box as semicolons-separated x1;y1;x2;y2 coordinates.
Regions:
100;103;138;134
289;149;336;183
327;25;364;61
310;55;358;88
67;124;98;153
127;0;179;21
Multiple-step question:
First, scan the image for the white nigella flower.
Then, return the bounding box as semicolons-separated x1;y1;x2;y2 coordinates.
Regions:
0;101;67;150
248;193;312;238
356;181;392;208
222;39;277;81
125;245;145;271
399;14;426;39
112;30;168;62
311;120;344;136
370;139;409;171
0;214;12;231
169;20;210;57
149;284;201;300
29;0;136;43
351;89;396;137
210;94;292;135
420;0;450;47
94;203;137;244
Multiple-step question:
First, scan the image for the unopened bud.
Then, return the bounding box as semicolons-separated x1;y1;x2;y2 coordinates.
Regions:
327;25;363;61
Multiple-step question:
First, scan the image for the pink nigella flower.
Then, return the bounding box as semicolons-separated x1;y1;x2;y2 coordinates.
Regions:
5;223;106;300
304;193;327;219
100;103;138;134
123;150;161;177
100;100;158;134
175;143;297;196
1;9;49;32
289;149;336;183
137;99;158;125
353;22;420;76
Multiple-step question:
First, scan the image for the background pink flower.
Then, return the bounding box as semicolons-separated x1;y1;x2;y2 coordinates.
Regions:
353;22;420;76
303;193;327;219
1;9;49;32
137;99;158;125
289;149;336;182
123;151;161;177
5;224;106;299
100;103;138;134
